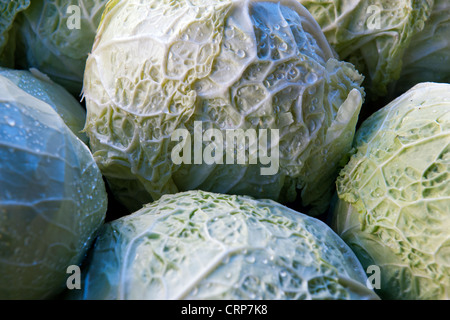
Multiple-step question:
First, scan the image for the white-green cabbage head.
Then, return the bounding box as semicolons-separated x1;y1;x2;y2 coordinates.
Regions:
83;0;365;216
298;0;434;98
333;82;450;300
72;190;378;300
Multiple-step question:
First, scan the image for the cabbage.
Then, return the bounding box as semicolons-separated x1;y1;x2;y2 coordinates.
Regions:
14;0;107;96
298;0;434;98
0;67;88;144
0;0;30;67
333;82;450;300
83;0;364;216
0;75;108;299
72;190;378;300
393;0;450;95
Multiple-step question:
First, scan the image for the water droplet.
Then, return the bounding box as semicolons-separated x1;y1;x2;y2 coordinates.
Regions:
246;255;256;264
181;34;189;41
225;27;235;39
278;43;288;52
306;72;318;84
236;49;246;58
4;116;15;127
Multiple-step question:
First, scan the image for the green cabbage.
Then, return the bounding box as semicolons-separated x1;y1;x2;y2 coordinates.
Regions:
333;82;450;300
14;0;107;96
299;0;434;98
393;0;450;95
83;0;364;216
72;190;378;300
0;75;108;299
0;0;30;67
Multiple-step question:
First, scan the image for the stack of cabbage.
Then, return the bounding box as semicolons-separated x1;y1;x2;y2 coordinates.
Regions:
0;0;449;301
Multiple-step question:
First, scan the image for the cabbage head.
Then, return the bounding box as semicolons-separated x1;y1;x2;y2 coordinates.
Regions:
0;67;88;144
73;190;378;300
0;0;30;67
298;0;434;98
393;0;450;95
14;0;107;96
83;0;365;216
0;75;108;299
333;82;450;300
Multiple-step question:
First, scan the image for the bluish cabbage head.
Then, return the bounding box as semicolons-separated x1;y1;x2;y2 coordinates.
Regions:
333;82;450;300
72;190;378;300
83;0;365;216
0;75;108;299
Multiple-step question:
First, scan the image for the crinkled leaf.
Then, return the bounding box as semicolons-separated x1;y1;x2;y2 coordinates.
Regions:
72;190;378;300
299;0;434;98
84;0;364;216
334;82;450;300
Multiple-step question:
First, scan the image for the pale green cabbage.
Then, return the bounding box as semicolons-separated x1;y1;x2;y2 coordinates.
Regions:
72;190;378;300
83;0;364;216
0;67;88;144
298;0;434;98
0;75;108;299
14;0;107;95
333;82;450;300
393;0;450;95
